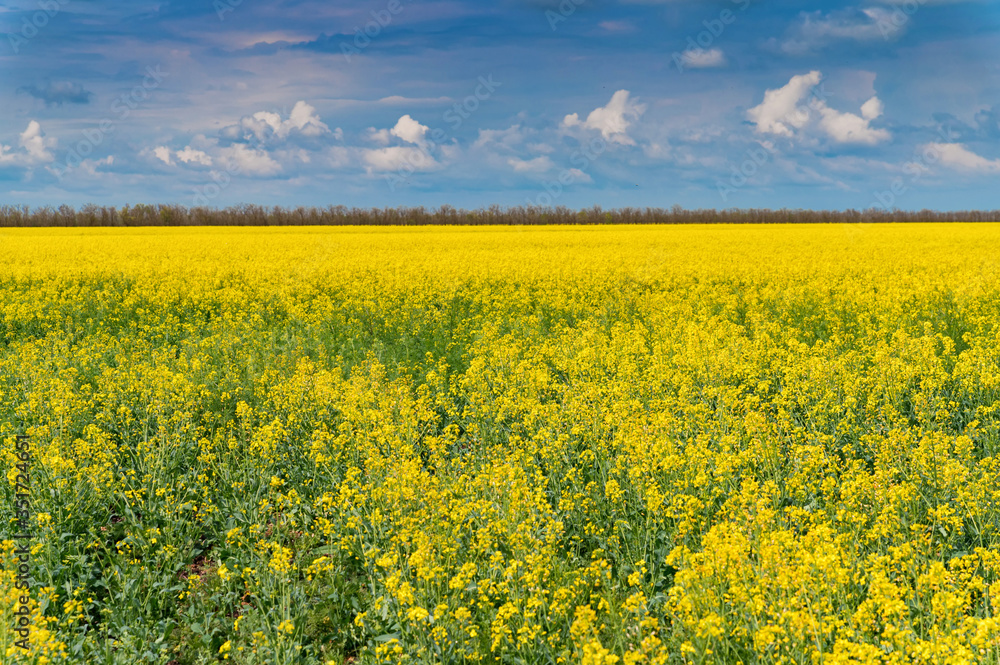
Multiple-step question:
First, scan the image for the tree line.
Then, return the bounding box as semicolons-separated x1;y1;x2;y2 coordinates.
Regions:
0;204;997;226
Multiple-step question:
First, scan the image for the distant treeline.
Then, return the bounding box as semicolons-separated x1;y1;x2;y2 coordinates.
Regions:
1;204;998;227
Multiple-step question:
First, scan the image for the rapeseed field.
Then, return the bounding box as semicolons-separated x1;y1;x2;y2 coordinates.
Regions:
2;224;1000;664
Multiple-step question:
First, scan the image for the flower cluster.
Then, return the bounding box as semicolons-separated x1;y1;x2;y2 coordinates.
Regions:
1;223;999;663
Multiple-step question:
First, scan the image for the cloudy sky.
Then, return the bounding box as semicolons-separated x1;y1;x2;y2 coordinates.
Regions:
1;0;998;210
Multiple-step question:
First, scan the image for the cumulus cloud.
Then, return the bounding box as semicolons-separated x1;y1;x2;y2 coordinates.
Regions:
747;71;890;145
153;145;213;167
364;115;433;153
0;121;56;166
222;101;335;142
747;71;821;137
284;101;332;138
861;96;884;121
155;101;341;177
238;111;281;142
362;145;437;172
19;121;56;162
153;146;174;165
177;146;212;166
562;90;646;145
816;101;889;145
219;143;281;176
390;115;430;146
926;143;1000;173
366;127;392;145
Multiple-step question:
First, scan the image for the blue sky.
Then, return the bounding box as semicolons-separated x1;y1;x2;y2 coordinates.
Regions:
1;0;998;210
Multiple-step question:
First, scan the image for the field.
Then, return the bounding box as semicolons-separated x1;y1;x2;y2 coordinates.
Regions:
2;224;1000;664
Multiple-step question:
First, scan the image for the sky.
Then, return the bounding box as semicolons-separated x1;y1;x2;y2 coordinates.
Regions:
1;0;998;211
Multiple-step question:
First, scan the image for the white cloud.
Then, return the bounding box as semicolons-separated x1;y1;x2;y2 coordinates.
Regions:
362;146;436;172
20;121;56;162
390;115;429;146
219;143;281;176
926;143;1000;173
366;127;392;145
153;145;213;167
679;48;727;69
507;155;553;173
162;102;337;178
747;71;890;145
563;90;646;145
237;111;281;142
283;101;331;138
747;71;821;137
0;121;56;166
817;97;889;145
364;115;432;150
177;146;212;166
777;8;903;54
153;146;174;165
861;96;884;120
223;101;335;142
